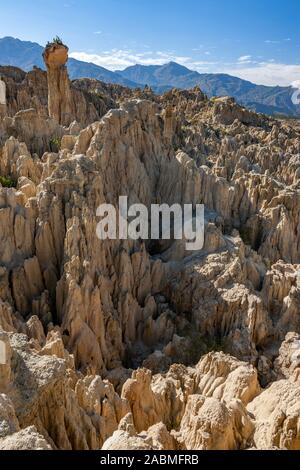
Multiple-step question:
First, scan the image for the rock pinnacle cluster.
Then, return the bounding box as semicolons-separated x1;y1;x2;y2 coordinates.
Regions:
0;42;300;450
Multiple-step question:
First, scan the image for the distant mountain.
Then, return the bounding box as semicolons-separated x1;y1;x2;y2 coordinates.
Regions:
0;37;300;117
117;62;200;88
0;37;44;70
0;37;139;88
67;58;138;87
118;62;300;117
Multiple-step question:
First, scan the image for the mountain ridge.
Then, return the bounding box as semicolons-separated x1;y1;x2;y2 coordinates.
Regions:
118;63;299;117
0;36;299;117
0;36;139;88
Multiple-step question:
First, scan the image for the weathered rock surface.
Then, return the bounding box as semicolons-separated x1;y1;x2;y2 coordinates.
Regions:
248;376;300;450
0;52;300;450
0;426;52;450
176;396;254;450
102;414;177;450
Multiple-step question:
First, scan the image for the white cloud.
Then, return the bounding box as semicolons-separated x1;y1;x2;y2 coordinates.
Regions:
237;55;253;64
223;62;300;87
238;55;252;62
70;48;300;88
291;80;300;88
265;40;280;44
69;49;215;71
192;45;204;51
93;31;102;35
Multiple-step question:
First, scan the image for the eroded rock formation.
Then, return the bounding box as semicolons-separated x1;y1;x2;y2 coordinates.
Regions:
43;42;73;126
1;51;300;450
0;77;7;118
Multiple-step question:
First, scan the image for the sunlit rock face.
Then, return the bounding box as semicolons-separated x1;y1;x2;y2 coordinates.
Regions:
43;43;69;69
43;43;73;126
1;62;300;449
0;79;6;105
0;78;6;117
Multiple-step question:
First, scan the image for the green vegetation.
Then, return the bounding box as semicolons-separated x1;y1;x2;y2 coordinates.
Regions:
0;176;17;188
178;325;229;365
49;136;61;153
239;226;253;246
46;36;65;48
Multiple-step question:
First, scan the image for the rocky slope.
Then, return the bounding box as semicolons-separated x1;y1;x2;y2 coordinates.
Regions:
0;45;300;451
119;63;300;117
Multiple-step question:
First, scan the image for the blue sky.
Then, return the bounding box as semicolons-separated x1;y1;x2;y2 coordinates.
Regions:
2;0;300;86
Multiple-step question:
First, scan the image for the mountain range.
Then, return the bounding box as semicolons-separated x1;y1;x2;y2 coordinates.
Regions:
0;36;299;117
0;37;137;88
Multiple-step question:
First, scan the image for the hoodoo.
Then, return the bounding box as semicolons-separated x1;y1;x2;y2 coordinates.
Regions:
43;38;73;126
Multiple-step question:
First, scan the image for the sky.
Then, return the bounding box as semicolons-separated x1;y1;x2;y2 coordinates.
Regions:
1;0;300;86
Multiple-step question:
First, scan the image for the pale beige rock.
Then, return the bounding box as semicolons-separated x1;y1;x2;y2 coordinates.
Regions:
0;426;52;450
102;414;177;450
141;422;178;450
1;67;300;451
61;134;76;151
0;64;117;127
0;331;12;392
0;332;131;450
102;430;152;450
0;394;19;438
26;316;45;346
195;352;261;405
176;395;254;450
274;333;300;379
248;378;300;450
75;374;129;447
43;43;73;126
